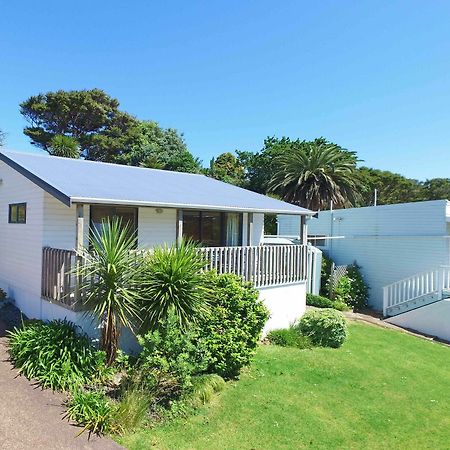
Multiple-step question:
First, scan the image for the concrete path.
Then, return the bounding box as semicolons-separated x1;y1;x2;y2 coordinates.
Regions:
0;318;123;450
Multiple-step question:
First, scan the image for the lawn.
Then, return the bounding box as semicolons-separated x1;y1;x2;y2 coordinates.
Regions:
119;322;450;450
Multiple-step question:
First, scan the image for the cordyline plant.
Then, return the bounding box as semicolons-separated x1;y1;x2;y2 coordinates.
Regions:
77;218;142;365
137;239;211;333
77;218;211;365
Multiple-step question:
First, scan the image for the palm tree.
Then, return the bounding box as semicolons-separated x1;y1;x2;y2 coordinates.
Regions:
49;134;81;158
269;141;361;211
77;218;141;365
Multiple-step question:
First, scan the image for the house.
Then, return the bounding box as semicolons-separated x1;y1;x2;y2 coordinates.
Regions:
0;150;319;341
279;200;450;341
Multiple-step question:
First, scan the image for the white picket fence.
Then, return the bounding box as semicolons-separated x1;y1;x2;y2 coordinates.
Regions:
383;265;450;316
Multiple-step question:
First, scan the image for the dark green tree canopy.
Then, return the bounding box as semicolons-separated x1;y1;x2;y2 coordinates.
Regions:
356;167;425;206
20;89;140;159
208;152;245;185
422;178;450;201
19;89;200;171
122;121;202;173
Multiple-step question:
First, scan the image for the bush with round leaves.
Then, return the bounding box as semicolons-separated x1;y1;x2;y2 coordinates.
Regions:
306;293;349;311
298;309;348;348
194;272;269;379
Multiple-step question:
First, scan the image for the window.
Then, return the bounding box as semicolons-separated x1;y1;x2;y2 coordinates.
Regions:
309;235;326;247
90;205;138;244
182;211;243;247
9;203;26;224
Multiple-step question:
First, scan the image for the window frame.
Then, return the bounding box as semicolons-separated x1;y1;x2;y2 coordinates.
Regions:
309;234;327;247
182;210;243;247
89;205;139;246
8;203;27;224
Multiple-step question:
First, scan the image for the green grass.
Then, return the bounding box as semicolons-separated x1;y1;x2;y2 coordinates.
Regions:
118;322;450;449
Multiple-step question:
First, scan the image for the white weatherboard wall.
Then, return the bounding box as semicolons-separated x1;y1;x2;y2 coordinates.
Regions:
0;161;45;318
277;215;301;236
386;299;450;341
138;207;177;248
259;282;306;333
304;200;450;311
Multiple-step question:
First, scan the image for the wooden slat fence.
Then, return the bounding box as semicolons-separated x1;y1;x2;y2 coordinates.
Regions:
41;247;78;307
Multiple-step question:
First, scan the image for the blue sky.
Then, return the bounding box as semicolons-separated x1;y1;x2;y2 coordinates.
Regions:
1;0;449;180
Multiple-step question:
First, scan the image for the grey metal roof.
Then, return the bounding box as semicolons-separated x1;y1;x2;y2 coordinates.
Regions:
0;150;312;215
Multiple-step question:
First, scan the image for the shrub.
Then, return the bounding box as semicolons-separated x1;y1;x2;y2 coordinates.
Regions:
0;288;7;301
298;309;348;348
129;314;208;406
194;272;269;379
8;320;110;391
266;327;312;349
320;255;333;297
306;293;349;311
334;264;369;309
65;390;117;436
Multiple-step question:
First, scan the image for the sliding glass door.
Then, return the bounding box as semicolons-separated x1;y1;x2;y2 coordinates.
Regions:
182;211;243;247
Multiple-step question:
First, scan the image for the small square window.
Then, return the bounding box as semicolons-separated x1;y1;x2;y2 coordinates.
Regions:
9;203;27;224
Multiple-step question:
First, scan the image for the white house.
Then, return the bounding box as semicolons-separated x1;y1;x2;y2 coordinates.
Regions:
0;150;317;341
279;200;450;341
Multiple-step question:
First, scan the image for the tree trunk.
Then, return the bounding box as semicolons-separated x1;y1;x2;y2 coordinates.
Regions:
101;309;119;366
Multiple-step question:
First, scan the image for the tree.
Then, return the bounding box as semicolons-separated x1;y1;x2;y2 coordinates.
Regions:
208;152;245;185
0;128;5;146
422;178;450;201
236;137;291;194
20;90;201;170
123;121;202;173
78;218;142;365
20;89;142;161
356;167;424;206
269;140;361;210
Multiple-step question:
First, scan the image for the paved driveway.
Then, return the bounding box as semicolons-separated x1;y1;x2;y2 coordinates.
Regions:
0;318;123;450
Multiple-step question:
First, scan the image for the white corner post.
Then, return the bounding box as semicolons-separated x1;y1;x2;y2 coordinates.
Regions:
300;215;308;245
176;209;183;245
76;204;84;251
75;204;84;308
247;213;254;246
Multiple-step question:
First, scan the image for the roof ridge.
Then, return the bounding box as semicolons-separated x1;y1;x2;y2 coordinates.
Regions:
0;149;206;178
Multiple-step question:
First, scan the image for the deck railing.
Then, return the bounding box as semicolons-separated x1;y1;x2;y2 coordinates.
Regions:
382;265;450;316
41;247;78;307
42;244;311;308
200;245;308;288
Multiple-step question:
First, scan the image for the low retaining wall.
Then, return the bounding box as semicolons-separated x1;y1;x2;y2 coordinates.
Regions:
259;281;307;334
386;299;450;342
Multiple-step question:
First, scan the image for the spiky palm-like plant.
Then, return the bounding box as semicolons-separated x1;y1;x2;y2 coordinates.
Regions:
77;218;141;365
49;134;81;158
138;240;211;333
269;141;361;211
